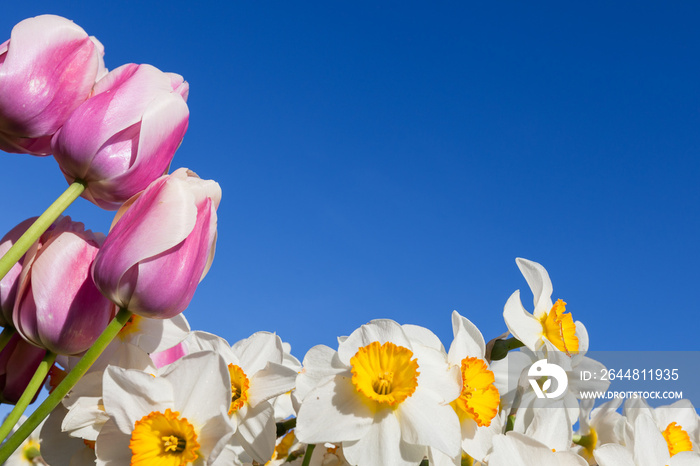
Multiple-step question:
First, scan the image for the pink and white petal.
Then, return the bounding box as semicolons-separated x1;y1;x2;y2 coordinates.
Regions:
150;342;187;369
515;258;554;317
398;389;461;457
95;418;133;466
232;400;277;463
343;410;409;466
295;375;374;444
248;362;298;406
503;290;543;351
448;311;486;364
593;443;636;466
93;175;197;300
160;350;230;424
102;366;173;433
296;345;348;402
233;332;285;375
402;324;445;351
338;319;410;365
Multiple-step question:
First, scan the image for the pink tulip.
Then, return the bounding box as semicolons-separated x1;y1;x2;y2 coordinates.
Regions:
52;63;190;210
0;333;49;404
13;217;116;355
0;15;105;156
92;168;220;319
0;217;37;327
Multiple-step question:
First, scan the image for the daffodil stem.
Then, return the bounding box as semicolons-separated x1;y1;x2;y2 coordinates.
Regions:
0;307;132;464
489;337;524;361
301;443;316;466
505;414;516;433
276;417;296;437
0;351;56;443
572;432;595;449
0;180;86;282
0;326;15;353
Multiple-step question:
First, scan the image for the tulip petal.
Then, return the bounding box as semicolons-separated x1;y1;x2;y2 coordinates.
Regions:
0;15;99;137
93;175;197;308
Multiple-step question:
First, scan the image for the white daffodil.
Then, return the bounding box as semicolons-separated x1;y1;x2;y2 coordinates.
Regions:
503;258;587;355
594;414;700;466
624;398;699;457
5;416;46;466
186;331;298;464
488;432;588;466
95;350;234;466
573;398;626;464
491;346;607;431
446;311;502;463
295;319;462;466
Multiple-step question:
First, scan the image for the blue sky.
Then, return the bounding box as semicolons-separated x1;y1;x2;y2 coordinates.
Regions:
1;0;699;370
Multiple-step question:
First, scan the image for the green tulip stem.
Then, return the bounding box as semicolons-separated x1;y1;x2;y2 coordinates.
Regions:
0;307;132;463
0;326;15;353
0;351;56;443
0;180;86;282
301;443;316;466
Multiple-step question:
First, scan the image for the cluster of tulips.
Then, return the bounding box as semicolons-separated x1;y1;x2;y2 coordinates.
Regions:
0;13;699;466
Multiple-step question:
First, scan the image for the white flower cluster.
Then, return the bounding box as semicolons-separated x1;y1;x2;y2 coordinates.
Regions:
6;258;700;466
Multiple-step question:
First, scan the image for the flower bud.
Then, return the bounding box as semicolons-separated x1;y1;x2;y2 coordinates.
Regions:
0;15;105;155
13;217;116;355
52;63;189;209
0;217;37;327
0;333;49;404
92;168;220;319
